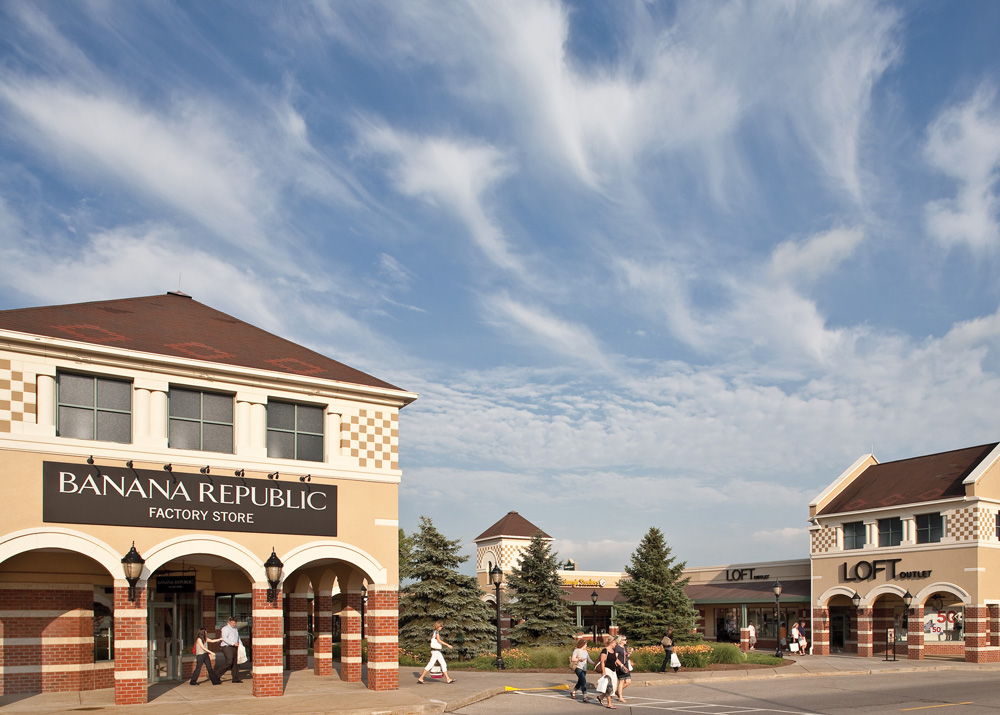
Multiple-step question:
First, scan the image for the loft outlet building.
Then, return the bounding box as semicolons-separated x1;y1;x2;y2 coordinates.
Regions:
0;293;416;704
474;511;810;649
810;442;1000;661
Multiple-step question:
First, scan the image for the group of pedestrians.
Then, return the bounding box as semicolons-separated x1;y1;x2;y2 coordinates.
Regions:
570;632;654;708
188;616;246;685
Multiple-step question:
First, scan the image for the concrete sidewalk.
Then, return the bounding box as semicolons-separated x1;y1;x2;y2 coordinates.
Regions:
2;655;997;714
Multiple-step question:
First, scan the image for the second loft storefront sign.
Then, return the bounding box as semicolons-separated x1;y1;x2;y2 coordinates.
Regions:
839;558;932;582
42;461;337;536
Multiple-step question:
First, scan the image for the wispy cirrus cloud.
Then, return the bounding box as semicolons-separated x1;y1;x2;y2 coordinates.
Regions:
924;84;1000;253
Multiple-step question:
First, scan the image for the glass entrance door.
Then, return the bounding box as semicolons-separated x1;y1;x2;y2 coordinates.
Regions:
149;602;179;682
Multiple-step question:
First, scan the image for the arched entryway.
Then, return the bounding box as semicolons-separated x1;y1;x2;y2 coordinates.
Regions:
279;540;397;692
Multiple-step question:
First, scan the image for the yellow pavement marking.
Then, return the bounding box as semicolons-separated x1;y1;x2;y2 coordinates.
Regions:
505;684;570;691
901;704;974;711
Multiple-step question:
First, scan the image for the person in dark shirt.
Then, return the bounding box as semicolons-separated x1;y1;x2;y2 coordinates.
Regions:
596;635;619;709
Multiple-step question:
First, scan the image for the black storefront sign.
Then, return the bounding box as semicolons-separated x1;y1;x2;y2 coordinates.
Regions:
839;558;932;582
155;575;196;593
43;461;337;537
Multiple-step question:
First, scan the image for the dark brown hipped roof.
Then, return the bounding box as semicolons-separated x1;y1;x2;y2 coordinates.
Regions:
475;511;550;541
818;443;999;515
684;579;810;603
0;293;405;393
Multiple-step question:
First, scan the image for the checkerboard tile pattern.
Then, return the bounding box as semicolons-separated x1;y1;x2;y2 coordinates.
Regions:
340;409;398;470
948;506;985;541
0;358;37;434
811;526;838;554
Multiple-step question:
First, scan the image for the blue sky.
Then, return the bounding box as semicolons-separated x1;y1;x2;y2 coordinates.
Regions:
2;1;1000;573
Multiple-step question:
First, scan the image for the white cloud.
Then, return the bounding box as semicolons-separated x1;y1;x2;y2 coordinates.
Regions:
357;121;526;276
0;80;271;252
770;227;865;285
924;85;1000;252
482;294;611;370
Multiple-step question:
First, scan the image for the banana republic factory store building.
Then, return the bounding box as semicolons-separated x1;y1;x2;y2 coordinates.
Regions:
810;442;1000;662
0;293;416;705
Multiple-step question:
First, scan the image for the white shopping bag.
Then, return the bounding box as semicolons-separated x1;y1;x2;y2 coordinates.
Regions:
670;652;681;669
237;640;248;664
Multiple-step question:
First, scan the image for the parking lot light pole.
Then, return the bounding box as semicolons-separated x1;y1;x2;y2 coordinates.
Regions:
591;590;599;643
490;565;505;669
773;580;783;659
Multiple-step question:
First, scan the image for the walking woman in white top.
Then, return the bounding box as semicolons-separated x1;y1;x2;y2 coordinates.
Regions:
417;621;456;684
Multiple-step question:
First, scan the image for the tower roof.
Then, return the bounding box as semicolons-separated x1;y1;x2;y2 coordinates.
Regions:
474;511;550;542
0;292;412;397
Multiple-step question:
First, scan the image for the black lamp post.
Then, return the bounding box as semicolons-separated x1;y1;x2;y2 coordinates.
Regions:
772;579;783;658
121;542;145;603
490;565;505;669
591;590;599;643
264;548;283;604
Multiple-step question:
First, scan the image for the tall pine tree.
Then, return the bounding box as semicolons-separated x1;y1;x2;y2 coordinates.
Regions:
398;517;494;659
615;527;694;645
506;531;576;646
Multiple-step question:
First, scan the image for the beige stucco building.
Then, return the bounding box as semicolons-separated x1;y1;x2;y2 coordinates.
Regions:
0;293;416;703
809;442;1000;661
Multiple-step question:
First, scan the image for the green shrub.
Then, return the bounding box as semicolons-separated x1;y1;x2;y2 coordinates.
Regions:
708;643;745;664
679;650;709;668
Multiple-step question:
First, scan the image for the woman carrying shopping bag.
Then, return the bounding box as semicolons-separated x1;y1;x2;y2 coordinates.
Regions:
595;635;619;709
417;621;456;684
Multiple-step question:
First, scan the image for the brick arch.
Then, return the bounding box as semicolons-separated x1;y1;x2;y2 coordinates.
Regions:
280;540;387;586
912;582;971;606
0;526;119;576
816;585;861;607
864;584;910;606
142;534;261;582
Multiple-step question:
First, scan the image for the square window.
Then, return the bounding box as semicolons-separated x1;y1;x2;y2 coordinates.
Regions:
57;372;131;443
916;513;943;544
266;401;324;462
843;521;865;550
878;517;903;547
168;388;233;453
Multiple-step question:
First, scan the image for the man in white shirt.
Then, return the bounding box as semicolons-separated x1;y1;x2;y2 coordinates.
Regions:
216;617;243;683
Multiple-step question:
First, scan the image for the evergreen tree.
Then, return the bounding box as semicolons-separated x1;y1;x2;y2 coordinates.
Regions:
506;531;576;646
398;516;495;660
615;527;694;645
399;527;415;582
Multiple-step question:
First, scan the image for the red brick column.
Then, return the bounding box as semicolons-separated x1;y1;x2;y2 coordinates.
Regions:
341;591;363;683
0;584;95;695
287;594;309;671
812;608;830;655
114;583;148;706
964;604;994;663
365;588;398;691
251;587;284;697
856;611;873;657
989;604;1000;648
907;605;924;659
739;627;749;651
313;595;333;676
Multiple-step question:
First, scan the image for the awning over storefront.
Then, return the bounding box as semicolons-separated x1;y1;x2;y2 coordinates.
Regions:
562;586;628;604
685;579;810;604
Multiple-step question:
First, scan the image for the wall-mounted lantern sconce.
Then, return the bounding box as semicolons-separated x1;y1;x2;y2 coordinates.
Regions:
121;542;145;603
199;466;210;474
87;455;95;465
234;469;245;477
268;472;279;480
903;590;913;615
299;474;311;482
264;548;283;604
852;590;863;615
